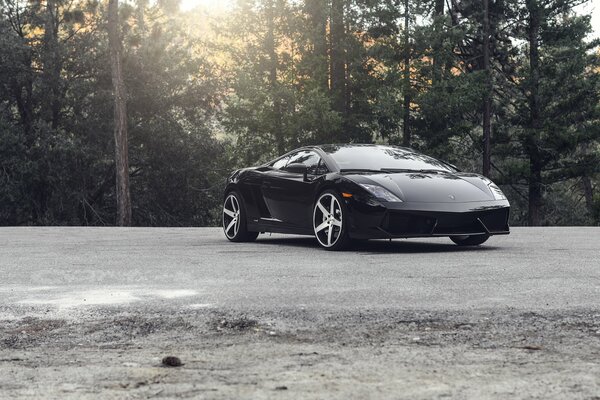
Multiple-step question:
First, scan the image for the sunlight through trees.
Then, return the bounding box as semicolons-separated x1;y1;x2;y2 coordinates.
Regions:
0;0;598;226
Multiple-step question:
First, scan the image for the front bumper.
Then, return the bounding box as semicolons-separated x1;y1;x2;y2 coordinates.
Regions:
346;199;510;239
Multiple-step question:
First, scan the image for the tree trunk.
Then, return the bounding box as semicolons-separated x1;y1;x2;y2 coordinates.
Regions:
528;158;543;225
582;176;594;214
265;0;284;155
136;0;146;33
7;6;35;141
43;0;61;130
526;0;542;226
482;0;492;177
108;0;132;226
432;0;444;84
402;0;411;147
306;0;328;92
12;79;33;141
330;0;346;117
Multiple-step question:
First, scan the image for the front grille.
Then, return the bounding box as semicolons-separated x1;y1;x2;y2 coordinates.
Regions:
477;207;510;232
383;213;436;235
433;207;509;235
382;207;509;236
433;216;485;235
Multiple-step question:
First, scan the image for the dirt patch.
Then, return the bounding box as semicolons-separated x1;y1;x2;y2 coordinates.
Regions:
213;316;260;332
2;317;67;349
1;308;600;399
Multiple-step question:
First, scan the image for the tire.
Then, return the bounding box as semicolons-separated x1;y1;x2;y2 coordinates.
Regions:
313;190;351;251
450;234;490;246
223;191;259;242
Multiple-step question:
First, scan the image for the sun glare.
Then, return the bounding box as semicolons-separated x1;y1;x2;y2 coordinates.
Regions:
180;0;233;12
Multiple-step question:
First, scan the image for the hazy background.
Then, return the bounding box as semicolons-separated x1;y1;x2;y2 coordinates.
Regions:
0;0;598;227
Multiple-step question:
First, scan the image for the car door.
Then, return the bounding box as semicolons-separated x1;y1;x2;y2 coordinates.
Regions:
261;150;323;229
257;155;291;223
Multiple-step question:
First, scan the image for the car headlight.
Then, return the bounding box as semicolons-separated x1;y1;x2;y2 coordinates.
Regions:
359;184;403;202
488;182;507;200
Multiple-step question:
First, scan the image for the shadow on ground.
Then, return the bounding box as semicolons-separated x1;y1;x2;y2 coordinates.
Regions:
254;236;497;254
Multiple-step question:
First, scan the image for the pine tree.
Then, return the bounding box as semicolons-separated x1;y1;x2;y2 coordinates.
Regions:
509;0;600;225
108;0;132;226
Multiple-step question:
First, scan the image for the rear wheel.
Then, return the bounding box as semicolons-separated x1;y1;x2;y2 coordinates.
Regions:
450;234;489;246
223;192;258;242
313;191;350;251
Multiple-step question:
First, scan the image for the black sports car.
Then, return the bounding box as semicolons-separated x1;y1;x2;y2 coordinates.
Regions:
222;144;510;250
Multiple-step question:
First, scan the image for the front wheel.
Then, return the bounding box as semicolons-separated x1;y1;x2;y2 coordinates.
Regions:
450;234;489;246
223;192;258;242
313;191;351;251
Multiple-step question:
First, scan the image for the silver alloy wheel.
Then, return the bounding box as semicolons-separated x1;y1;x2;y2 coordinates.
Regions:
313;193;343;248
223;194;241;239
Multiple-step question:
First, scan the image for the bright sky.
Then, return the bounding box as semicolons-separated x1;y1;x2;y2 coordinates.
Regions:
180;0;600;40
180;0;232;12
574;1;600;39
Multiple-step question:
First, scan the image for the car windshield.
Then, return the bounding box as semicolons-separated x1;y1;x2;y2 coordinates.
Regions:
322;145;456;173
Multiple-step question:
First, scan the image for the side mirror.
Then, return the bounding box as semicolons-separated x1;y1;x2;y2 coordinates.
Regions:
285;163;308;181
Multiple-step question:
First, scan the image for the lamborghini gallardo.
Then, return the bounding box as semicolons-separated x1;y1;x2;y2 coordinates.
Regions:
222;144;510;250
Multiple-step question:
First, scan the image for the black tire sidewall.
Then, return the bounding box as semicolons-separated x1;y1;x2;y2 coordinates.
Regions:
224;190;258;242
450;234;490;246
313;189;350;251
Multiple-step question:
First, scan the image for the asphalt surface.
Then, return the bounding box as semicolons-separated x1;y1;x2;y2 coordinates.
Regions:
0;227;599;399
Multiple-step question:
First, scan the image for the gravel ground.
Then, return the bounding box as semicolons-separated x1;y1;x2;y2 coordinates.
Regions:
0;227;599;399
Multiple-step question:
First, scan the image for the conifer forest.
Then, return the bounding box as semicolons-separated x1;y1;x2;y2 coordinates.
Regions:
0;0;599;226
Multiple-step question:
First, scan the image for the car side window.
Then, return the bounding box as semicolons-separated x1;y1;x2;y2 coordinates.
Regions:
287;150;321;174
314;159;329;175
270;156;290;170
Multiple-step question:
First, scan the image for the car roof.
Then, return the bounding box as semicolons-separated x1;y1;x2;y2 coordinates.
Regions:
307;143;415;153
264;144;428;172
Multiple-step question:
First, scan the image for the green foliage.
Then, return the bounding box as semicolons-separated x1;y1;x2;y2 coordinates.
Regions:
0;0;227;226
0;0;598;226
0;117;30;224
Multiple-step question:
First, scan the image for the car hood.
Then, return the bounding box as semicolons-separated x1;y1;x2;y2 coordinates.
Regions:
349;171;497;203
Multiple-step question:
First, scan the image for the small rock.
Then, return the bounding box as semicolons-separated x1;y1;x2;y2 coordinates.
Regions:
520;345;542;351
412;337;420;341
161;356;183;367
296;352;319;356
268;331;277;336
